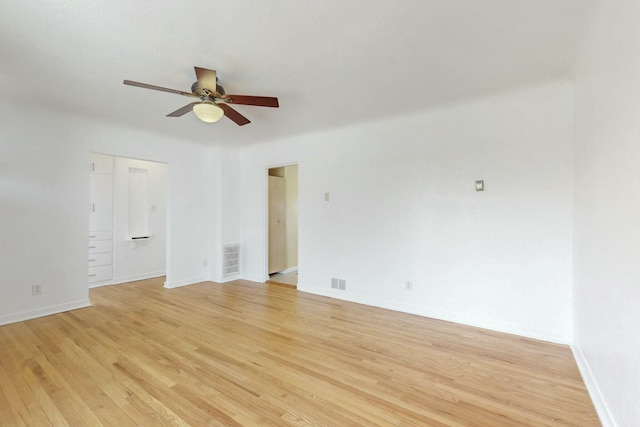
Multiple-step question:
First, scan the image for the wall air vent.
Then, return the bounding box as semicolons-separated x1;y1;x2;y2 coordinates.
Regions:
222;244;240;277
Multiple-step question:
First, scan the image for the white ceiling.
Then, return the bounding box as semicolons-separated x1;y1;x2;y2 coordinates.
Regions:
0;0;590;146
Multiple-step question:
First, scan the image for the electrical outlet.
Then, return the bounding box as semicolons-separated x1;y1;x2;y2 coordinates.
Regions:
32;284;42;296
331;278;346;290
405;281;412;291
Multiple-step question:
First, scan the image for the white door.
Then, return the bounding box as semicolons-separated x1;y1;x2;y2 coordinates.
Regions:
89;173;113;231
268;175;287;274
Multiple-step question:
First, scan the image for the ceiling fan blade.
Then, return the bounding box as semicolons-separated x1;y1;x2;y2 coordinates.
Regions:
219;103;251;126
194;67;217;94
223;95;279;108
123;80;196;97
167;102;199;117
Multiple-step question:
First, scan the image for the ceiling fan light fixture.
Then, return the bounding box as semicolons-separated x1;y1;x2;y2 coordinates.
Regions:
193;100;224;123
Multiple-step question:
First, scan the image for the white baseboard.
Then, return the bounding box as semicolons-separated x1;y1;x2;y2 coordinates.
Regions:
113;271;166;285
571;345;616;427
242;273;268;283
89;280;114;289
298;283;569;344
219;274;242;283
164;276;207;289
0;299;92;326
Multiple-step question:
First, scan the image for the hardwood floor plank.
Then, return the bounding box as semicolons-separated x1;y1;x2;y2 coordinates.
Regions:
0;368;30;427
0;278;599;426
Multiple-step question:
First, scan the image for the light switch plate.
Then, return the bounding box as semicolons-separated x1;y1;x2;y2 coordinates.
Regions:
476;180;484;191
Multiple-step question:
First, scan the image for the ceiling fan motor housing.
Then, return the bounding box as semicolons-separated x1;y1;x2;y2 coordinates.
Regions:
190;81;225;97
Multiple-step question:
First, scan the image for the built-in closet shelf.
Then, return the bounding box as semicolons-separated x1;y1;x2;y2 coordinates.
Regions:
88;239;112;254
88;252;112;268
88;233;113;284
88;234;113;284
89;153;114;286
89;265;113;284
89;231;113;241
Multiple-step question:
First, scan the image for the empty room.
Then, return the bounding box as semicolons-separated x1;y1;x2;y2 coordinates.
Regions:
0;1;637;426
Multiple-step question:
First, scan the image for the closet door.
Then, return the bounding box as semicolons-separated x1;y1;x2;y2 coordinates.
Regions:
268;175;287;274
90;153;114;174
89;173;113;231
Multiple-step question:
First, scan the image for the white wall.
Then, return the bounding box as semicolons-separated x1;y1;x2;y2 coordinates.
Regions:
113;157;167;284
207;145;243;283
241;82;574;343
572;1;640;425
0;102;219;324
0;109;92;323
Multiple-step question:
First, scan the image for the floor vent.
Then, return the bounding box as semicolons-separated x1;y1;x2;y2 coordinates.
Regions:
331;278;346;290
222;244;240;276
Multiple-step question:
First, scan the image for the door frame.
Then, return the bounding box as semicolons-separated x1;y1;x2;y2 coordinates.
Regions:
263;162;299;282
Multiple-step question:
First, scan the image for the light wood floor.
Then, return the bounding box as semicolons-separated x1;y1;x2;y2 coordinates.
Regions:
0;278;599;426
268;271;298;287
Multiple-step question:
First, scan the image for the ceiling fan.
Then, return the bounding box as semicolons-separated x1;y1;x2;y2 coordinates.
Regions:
123;67;279;126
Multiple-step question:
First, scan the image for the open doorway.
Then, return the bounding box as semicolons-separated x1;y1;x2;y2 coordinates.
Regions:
89;153;167;288
267;164;298;286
